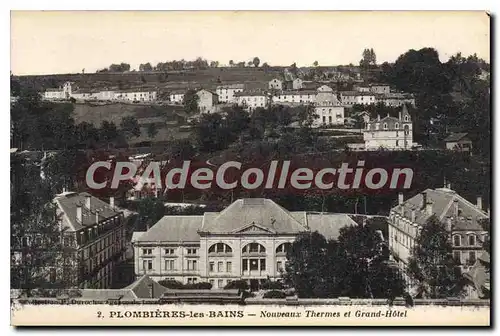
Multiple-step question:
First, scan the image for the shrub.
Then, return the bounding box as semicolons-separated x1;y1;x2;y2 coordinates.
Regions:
186;282;212;290
263;290;286;299
224;280;249;291
158;279;184;289
261;280;284;290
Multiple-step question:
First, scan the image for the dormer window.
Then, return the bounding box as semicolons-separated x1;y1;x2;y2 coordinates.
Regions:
468;234;476;246
453;235;461;247
383;123;388;130
404;115;409;122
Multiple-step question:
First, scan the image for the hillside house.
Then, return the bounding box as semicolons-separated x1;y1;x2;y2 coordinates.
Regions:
235;90;268;111
216;84;244;104
196;89;219;114
363;105;414;150
444;133;473;154
268;78;283;91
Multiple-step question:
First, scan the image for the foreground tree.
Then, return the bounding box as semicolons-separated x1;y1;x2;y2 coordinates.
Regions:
135;197;165;231
406;215;465;298
120;116;141;140
182;89;199;115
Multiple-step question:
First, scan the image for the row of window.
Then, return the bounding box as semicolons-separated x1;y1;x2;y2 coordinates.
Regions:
368;121;410;131
209;261;232;273
453;234;483;247
453;251;477;265
142;259;286;274
142;243;291;256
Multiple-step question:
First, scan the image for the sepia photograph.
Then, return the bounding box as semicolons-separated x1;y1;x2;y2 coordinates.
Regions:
9;10;491;326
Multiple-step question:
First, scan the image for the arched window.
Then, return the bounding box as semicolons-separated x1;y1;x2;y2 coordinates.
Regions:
242;243;266;254
468;234;476;246
276;243;292;254
208;243;232;254
404;115;409;122
404;125;410;136
383;123;388;130
395;123;399;129
453;235;461;247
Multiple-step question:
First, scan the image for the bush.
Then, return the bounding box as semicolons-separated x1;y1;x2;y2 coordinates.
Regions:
263;290;286;299
158;279;185;289
185;282;212;290
261;280;284;290
224;280;249;291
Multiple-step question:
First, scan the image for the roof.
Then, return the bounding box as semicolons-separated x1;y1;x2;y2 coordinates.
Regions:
278;90;317;96
341;91;375;97
54;192;120;231
444;133;470;142
201;198;308;234
79;275;168;300
306;214;357;240
235;90;267;97
136;216;203;242
131;231;146;243
392;188;489;231
197;89;218;96
135;199;359;242
216;84;245;89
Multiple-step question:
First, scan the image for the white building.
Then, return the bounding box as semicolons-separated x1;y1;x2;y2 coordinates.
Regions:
388;187;489;296
369;83;391;94
317;85;333;92
313;92;345;126
363;105;415;150
132;198;357;289
340;91;376;106
216;84;244;104
169;91;185;104
268;78;283;91
375;92;416;107
271;90;317;105
196;89;219;114
114;90;157;102
43;82;72;100
235;90;268;111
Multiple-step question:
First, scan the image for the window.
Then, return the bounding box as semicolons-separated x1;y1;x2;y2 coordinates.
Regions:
218;279;224;288
143;260;153;271
242;259;248;271
187;260;197;271
143;248;152;255
276;243;291;254
209;279;214;287
453;251;461;264
404;115;409;122
383;123;388;130
375;123;380;130
217;261;223;272
468;251;476;265
208;243;232;254
468;235;476;246
164;248;174;255
242;243;266;254
277;261;283;272
395;123;399;129
165;259;174;271
209;262;215;272
186;248;197;255
249;259;259;271
260;259;266;271
226;261;232;273
396;140;399;147
453;235;461;247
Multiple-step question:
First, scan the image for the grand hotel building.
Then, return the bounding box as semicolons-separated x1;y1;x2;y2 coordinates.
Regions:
132;198;356;289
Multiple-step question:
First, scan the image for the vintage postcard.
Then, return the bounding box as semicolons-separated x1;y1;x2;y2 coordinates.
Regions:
10;10;490;326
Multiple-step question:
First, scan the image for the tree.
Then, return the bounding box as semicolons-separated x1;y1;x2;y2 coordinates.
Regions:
360;48;377;68
210;60;219;68
139;62;153;72
11;154;76;295
406;215;465;298
262;62;270;73
135;197;165;231
99;120;119;144
229;60;234;67
253;57;260;68
313;61;319;67
182;89;200;114
109;63;131;72
120;116;141;140
146;123;158;140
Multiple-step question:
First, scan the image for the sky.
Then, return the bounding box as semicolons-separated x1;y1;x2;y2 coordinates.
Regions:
10;11;490;75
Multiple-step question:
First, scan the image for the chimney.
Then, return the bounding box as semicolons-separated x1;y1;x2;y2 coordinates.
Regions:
446;217;452;231
421;192;427;209
425;200;434;216
398;192;404;205
377;114;380;121
76;204;82;223
85;195;91;209
110;196;115;210
476;196;483;211
453;199;459;217
95;210;100;224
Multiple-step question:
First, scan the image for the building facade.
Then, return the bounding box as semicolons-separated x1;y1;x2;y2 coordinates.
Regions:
269;78;283;91
196;89;219;113
340;91;376;106
132;198;356;289
363;105;414;150
53;192;128;289
216;84;245;104
169;91;185;104
369;84;391;94
235;91;268;111
375;92;416;107
271;90;317;105
388;187;489;295
444;133;473;153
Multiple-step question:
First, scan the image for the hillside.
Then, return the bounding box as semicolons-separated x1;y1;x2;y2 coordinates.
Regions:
15;67;286;93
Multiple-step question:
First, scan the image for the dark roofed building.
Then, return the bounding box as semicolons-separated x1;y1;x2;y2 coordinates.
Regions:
388;186;489;297
132;198;356;289
444;133;473;154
